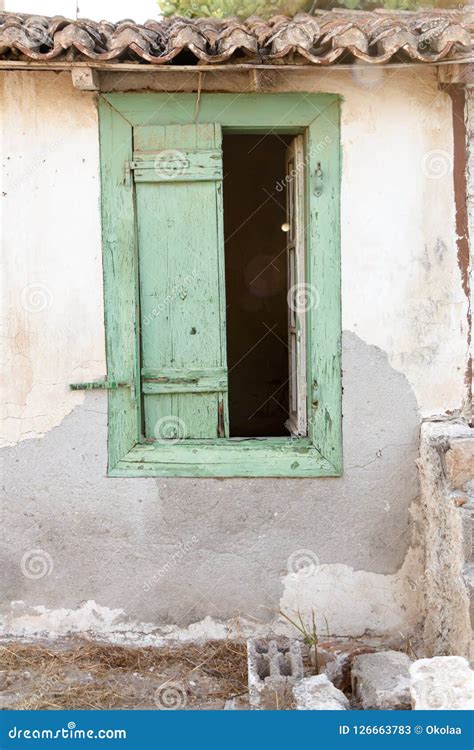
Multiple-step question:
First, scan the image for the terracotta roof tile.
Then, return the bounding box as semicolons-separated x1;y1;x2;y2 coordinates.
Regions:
0;9;471;66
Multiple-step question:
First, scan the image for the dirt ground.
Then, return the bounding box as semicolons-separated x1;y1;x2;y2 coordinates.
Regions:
0;638;252;710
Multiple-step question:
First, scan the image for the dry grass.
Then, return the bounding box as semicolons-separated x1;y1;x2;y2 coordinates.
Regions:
0;639;248;710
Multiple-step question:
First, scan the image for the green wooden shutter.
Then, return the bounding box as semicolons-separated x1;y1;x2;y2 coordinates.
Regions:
134;123;228;440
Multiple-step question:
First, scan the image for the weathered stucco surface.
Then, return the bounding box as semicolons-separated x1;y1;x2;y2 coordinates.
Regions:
0;68;470;641
1;332;422;639
0;71;104;446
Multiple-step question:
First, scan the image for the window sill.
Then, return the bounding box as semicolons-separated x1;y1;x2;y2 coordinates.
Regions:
109;438;341;478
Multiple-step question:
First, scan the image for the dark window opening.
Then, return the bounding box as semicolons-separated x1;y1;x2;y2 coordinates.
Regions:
223;134;292;438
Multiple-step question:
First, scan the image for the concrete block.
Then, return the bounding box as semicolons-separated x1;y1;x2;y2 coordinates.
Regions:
312;639;376;691
410;656;474;710
247;637;304;710
293;674;350;710
445;439;474;491
352;651;412;710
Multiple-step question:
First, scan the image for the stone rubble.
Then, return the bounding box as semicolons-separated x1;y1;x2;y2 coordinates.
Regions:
351;651;412;710
247;638;474;711
410;656;474;710
293;674;350;710
312;639;376;691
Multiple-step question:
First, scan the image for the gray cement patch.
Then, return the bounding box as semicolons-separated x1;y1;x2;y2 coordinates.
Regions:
0;332;420;629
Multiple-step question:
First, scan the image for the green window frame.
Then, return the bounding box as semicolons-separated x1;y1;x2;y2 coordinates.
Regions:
99;92;342;478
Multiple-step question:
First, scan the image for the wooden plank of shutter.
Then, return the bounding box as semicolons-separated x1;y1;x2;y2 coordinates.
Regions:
132;151;222;182
134;123;229;440
142;367;227;394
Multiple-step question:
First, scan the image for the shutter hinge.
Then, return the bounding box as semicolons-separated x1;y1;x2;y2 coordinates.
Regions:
70;380;131;391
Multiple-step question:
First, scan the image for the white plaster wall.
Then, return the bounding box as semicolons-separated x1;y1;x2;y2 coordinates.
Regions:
337;69;466;416
279;64;466;417
0;68;468;447
0;72;105;446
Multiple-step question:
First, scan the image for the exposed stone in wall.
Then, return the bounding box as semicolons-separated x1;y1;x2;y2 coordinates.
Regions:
417;422;473;658
466;85;474;274
466;85;474;425
445;439;474;495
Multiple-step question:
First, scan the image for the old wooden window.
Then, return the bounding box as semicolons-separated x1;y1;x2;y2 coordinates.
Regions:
98;93;341;477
